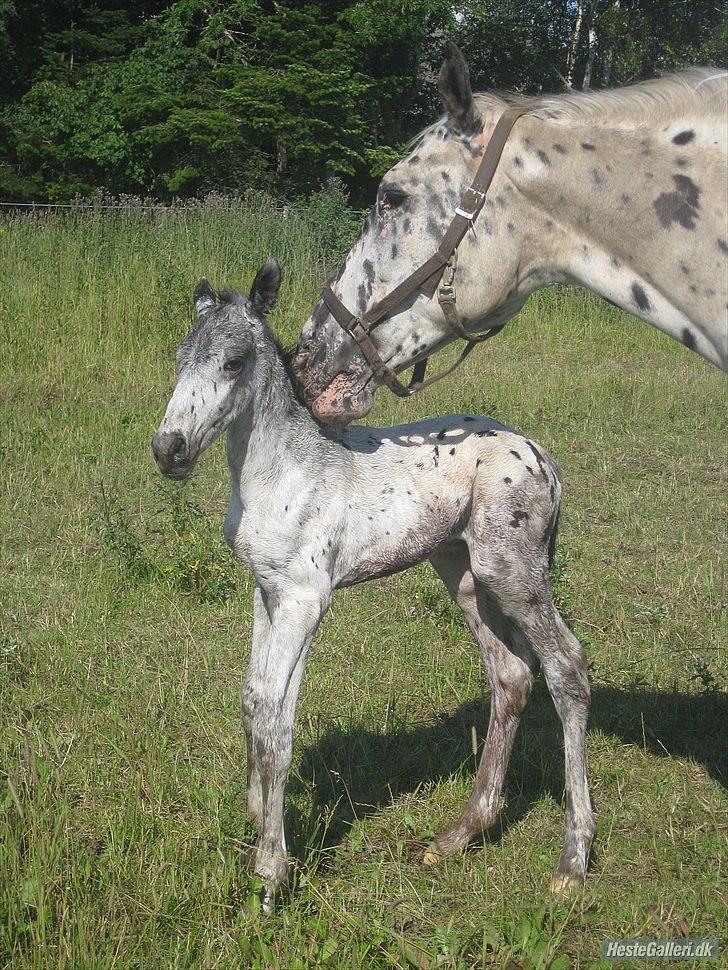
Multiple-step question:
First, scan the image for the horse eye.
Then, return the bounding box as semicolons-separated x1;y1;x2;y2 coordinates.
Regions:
223;356;245;373
379;187;407;211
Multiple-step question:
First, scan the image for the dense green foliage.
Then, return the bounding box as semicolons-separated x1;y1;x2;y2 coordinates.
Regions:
1;1;725;202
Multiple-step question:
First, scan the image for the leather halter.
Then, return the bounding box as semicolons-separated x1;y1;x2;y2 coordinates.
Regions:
320;106;530;398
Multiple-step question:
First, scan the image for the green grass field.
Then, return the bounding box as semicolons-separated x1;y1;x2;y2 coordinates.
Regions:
1;197;726;969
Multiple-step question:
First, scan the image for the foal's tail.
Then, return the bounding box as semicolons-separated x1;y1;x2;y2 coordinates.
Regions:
545;451;562;572
547;506;560;571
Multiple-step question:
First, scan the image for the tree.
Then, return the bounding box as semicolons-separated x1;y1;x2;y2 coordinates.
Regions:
0;0;725;202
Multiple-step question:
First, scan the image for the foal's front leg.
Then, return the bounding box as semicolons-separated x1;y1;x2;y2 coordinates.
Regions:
242;585;272;827
249;587;329;914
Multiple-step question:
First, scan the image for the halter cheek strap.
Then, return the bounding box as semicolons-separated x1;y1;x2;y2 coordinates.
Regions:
320;105;529;398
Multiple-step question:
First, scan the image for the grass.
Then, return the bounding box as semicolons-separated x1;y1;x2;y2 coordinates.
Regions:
0;193;726;969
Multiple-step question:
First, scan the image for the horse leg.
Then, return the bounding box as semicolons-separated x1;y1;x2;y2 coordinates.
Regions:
242;585;271;828
542;611;595;892
425;544;539;863
249;588;329;915
467;539;595;891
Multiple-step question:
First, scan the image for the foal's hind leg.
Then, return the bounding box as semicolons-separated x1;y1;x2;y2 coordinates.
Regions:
467;540;595;891
425;545;540;863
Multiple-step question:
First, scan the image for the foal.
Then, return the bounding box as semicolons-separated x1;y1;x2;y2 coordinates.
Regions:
152;260;594;913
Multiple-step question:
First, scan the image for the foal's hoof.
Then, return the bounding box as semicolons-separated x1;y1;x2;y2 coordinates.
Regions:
422;844;444;867
549;872;583;895
260;884;276;917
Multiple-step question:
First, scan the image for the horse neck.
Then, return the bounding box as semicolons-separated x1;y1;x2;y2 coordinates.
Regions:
490;111;723;363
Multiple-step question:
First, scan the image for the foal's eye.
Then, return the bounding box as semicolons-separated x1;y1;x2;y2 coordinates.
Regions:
223;356;245;373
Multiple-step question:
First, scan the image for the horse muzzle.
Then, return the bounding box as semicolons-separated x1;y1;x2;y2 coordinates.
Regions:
151;431;195;480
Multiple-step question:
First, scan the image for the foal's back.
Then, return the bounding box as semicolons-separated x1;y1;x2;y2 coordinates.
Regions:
333;414;561;589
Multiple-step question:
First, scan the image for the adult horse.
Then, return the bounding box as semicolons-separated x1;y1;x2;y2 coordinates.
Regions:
294;45;727;422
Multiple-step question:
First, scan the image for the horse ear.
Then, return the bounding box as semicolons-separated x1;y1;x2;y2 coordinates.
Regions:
250;257;282;316
438;42;479;135
194;278;216;313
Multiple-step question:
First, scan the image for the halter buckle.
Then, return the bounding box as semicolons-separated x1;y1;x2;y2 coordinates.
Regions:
438;284;456;304
455;186;486;220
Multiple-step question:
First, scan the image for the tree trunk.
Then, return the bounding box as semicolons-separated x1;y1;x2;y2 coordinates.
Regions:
276;137;287;177
582;23;597;89
565;0;586;89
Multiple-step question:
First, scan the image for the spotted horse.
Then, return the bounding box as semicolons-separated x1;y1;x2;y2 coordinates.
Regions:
152;261;592;912
294;44;727;423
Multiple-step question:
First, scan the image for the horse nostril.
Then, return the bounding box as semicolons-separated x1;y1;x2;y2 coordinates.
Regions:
152;431;188;467
168;434;187;459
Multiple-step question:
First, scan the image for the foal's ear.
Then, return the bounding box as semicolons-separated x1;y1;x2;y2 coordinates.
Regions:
194;278;216;313
250;257;282;316
438;42;480;136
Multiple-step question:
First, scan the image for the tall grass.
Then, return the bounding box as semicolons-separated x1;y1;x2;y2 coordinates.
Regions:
0;192;725;969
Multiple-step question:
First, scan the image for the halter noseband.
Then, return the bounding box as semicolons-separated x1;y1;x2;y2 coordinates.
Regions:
320;106;529;397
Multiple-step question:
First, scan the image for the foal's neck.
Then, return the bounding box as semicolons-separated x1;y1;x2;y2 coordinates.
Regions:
226;336;326;487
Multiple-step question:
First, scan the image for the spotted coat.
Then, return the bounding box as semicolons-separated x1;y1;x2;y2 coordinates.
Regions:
152;268;594;913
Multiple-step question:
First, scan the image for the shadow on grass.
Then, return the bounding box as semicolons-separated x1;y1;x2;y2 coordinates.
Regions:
286;684;727;857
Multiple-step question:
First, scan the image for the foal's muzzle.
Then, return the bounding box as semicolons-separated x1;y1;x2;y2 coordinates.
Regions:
151;431;193;479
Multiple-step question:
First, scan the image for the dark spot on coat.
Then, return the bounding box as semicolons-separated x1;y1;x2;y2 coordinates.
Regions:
403;218;411;232
449;447;455;456
675;156;688;168
527;441;548;479
426;216;441;238
437;429;446;440
363;260;375;285
552;143;567;155
408;154;420;164
631;282;650;312
391;244;398;259
682;327;696;350
507;221;515;233
672;129;695;145
441;171;450;182
653;174;701;230
581;142;595;151
509;449;521;460
536;150;551;166
591;168;604;187
504;476;512;484
610;258;620;270
357;283;367;312
718;238;728;255
510;510;529;528
514;155;523;168
680;263;690;275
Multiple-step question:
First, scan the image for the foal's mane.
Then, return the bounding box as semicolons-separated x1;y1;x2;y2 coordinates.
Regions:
414;67;727;144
